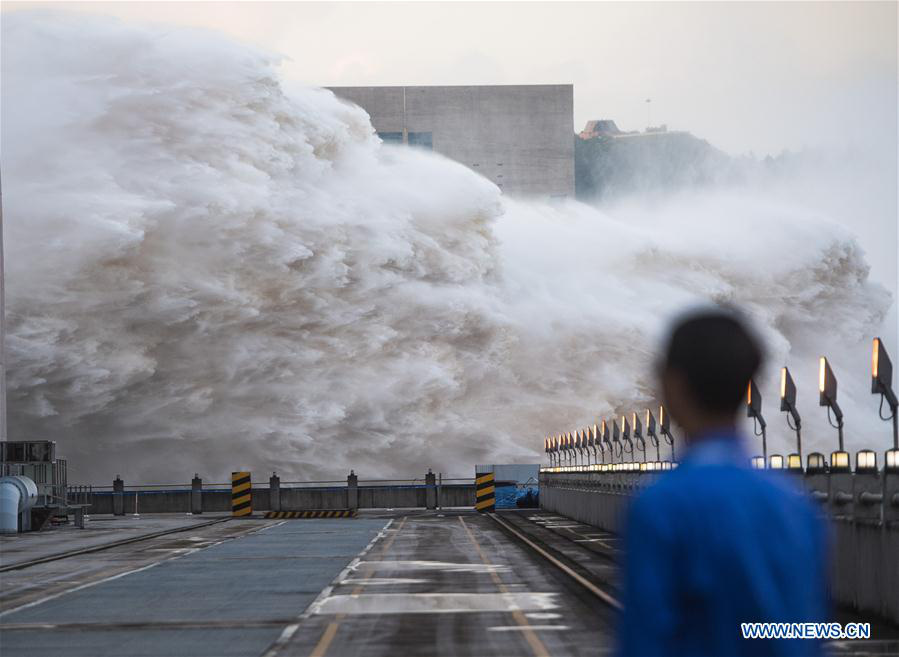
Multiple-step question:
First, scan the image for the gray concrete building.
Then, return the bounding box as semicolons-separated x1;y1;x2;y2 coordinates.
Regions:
328;85;575;197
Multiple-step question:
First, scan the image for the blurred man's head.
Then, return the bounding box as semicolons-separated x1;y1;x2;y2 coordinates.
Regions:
659;308;763;440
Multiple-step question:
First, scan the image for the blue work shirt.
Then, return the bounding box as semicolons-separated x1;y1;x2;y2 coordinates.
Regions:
618;431;828;657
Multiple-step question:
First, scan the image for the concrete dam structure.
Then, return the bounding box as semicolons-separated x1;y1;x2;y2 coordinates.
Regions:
328;84;576;198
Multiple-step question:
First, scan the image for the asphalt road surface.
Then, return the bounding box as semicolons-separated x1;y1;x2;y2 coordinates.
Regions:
0;511;615;657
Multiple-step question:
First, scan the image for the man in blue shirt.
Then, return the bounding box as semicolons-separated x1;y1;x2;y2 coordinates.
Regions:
618;309;828;657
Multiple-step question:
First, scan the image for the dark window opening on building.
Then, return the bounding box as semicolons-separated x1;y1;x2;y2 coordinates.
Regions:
408;132;433;149
377;132;404;145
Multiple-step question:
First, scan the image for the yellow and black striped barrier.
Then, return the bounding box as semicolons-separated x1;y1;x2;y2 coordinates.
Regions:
231;471;252;517
263;510;357;519
475;471;495;512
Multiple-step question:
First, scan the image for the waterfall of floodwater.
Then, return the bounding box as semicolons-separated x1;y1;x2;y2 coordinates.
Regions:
1;12;891;482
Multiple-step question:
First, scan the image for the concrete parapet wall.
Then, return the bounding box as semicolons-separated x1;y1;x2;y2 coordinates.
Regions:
84;483;477;514
831;519;899;623
540;471;899;624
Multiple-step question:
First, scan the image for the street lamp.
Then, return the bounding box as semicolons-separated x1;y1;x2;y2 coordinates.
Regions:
659;405;675;462
591;423;604;465
620;415;633;467
575;430;585;468
601;419;613;465
780;367;802;470
872;337;898;450
819;356;847;470
612;419;623;462
746;379;768;463
645;408;660;463
632;412;647;464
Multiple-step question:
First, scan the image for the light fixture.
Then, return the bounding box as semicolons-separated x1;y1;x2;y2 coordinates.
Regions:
855;449;877;474
750;456;766;469
632;412;647;463
612;419;622;462
780;366;802;463
600;419;614;464
819;356;845;453
885;449;899;473
620;415;633;461
769;454;784;469
659;405;676;462
806;452;827;474
645;408;661;462
871;338;898;450
787;453;802;471
830;450;850;473
746;379;767;461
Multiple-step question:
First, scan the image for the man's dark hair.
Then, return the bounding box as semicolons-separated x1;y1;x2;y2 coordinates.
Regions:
662;309;763;413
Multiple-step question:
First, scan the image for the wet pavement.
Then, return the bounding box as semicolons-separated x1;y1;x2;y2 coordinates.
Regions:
0;510;615;657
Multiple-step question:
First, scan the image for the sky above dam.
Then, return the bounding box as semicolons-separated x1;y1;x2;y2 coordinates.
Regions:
5;1;896;157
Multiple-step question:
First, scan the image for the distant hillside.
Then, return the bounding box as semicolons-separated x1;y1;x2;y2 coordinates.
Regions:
575;131;738;201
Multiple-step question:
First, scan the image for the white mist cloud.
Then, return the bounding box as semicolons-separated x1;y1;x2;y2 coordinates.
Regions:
1;12;892;483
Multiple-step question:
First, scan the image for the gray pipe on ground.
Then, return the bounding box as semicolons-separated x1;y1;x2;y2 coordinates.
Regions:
0;475;38;534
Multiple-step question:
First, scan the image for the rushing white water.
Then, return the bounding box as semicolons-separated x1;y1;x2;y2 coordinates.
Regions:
1;12;892;483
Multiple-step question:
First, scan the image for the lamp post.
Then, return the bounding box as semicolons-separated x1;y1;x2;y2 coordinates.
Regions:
621;415;633;469
872;337;898;451
577;429;590;465
779;367;802;470
601;419;613;466
632;412;646;464
591;423;602;466
659;405;675;463
645;408;660;463
747;379;768;464
819;356;848;471
612;419;623;464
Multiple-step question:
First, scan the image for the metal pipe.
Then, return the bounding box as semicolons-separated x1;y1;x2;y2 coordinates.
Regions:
0;476;37;534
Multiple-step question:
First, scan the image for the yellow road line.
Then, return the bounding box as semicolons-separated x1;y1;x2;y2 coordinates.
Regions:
307;515;408;657
458;515;550;657
308;621;339;657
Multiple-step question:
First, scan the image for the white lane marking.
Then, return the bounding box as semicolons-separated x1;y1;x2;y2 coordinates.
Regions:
338;577;429;586
0;521;286;619
352;560;509;573
489;625;571;632
525;612;562;620
312;592;558;615
261;518;394;657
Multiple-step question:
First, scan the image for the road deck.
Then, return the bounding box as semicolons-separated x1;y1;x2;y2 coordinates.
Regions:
0;510;614;657
4;509;889;656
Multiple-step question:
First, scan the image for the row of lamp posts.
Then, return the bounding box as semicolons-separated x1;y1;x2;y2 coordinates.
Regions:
544;337;899;475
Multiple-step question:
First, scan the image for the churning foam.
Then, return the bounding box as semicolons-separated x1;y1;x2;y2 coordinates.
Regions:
1;12;891;482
